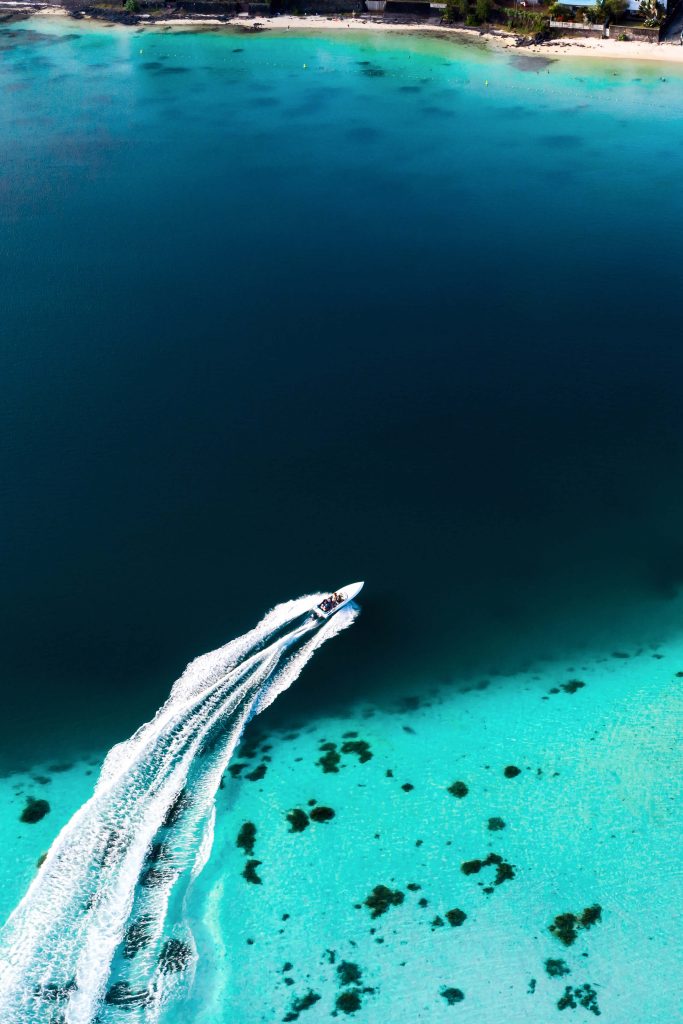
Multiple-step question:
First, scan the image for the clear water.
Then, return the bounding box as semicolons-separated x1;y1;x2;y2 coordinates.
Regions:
0;593;358;1022
1;17;682;1023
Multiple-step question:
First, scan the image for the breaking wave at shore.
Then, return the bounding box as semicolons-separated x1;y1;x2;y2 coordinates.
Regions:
0;594;359;1023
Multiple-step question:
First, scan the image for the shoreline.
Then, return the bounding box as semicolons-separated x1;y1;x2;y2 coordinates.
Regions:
6;3;683;65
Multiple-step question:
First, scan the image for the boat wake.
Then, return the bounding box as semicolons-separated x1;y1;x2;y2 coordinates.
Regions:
0;592;360;1023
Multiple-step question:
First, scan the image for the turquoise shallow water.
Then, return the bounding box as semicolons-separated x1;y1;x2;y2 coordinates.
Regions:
1;598;681;1021
2;17;683;1023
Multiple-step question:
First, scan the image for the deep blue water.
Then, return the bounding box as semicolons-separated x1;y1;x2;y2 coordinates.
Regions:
3;21;683;768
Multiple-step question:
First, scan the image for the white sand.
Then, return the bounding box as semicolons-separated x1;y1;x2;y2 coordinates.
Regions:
157;12;683;65
23;5;683;65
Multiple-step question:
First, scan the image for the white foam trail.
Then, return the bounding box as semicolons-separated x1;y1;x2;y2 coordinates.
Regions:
0;594;359;1024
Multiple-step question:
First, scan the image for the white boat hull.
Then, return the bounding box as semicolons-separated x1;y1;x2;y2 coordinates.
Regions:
313;582;364;619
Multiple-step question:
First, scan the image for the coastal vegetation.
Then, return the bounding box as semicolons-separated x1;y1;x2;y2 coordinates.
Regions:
547;2;574;18
583;0;627;24
443;0;547;31
444;0;493;26
504;7;549;33
638;0;665;24
443;0;664;34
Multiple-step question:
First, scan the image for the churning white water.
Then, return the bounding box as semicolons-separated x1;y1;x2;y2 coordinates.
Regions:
0;593;359;1023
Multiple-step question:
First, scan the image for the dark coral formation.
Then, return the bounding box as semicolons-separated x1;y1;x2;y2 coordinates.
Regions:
551;915;579;945
162;789;189;827
545;958;570;978
140;866;175;889
341;738;372;763
335;961;372;1015
123;915;153;958
448;781;468;798
461;853;515;887
237;821;256;856
364;885;405;918
401;783;414;792
318;743;341;773
310;805;335;823
550;905;602;946
503;765;521;778
549;680;586;697
283;989;321;1021
445;908;467;927
33;979;76;1002
488;817;506;831
243;859;262;884
245;763;267;782
287;808;310;833
20;797;50;823
557;983;601;1015
441;987;465;1005
337;961;361;986
580;905;602;929
336;990;362;1014
149;841;169;863
158;938;192;973
105;982;149;1008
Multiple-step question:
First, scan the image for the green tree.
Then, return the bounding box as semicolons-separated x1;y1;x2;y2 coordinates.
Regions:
584;0;626;23
506;7;548;31
548;2;574;19
444;0;469;21
638;0;664;24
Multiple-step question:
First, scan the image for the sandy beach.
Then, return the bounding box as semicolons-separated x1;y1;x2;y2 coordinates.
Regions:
15;4;683;65
150;11;683;65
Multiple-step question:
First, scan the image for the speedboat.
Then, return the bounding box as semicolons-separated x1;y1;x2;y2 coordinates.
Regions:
313;582;364;619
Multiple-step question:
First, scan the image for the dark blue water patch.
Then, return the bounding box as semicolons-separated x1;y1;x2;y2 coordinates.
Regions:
502;104;537;118
397;84;422;93
0;28;77;50
420;105;455;118
346;125;381;144
155;65;191;75
539;133;582;148
3;25;683;767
